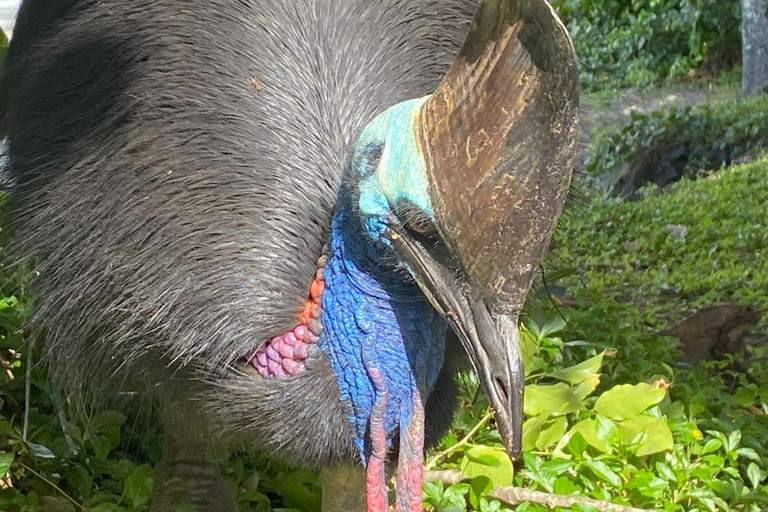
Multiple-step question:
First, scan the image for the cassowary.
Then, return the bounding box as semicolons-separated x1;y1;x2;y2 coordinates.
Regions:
0;0;578;510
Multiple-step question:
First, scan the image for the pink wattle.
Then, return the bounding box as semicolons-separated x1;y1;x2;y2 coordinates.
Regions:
245;265;325;378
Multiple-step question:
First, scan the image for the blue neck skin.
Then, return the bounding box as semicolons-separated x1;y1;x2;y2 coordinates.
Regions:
317;189;447;464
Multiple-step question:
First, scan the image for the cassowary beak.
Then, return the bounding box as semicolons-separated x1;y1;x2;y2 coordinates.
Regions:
403;0;579;459
389;232;526;457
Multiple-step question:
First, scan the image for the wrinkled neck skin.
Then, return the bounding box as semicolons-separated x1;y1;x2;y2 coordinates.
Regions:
319;189;446;460
312;97;447;511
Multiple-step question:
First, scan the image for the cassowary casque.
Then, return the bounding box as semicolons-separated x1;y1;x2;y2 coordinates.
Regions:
0;0;578;510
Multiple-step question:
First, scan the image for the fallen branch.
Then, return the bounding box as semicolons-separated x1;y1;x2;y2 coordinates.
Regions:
424;469;656;512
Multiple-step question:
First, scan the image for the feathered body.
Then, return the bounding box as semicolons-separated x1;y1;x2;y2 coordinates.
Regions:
1;0;478;467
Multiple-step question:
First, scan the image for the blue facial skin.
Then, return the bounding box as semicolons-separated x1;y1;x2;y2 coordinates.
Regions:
318;98;447;463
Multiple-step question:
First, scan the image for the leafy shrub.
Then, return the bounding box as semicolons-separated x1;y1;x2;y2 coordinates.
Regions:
587;96;768;195
552;0;742;91
426;306;768;512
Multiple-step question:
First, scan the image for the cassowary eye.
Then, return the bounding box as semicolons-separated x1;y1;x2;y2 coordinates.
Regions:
404;213;436;238
395;200;438;242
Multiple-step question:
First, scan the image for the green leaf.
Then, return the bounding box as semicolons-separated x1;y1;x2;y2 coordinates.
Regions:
89;504;126;512
619;416;673;456
0;452;14;476
574;375;601;400
569;419;609;453
582;460;622;488
747;462;764;489
468;476;493;510
547;351;605;384
27;442;56;459
736;447;762;463
594;382;666;420
536;417;569;451
524;382;585;417
726;430;742;452
124;464;154;510
701;438;722;454
520;328;540;375
522;414;551;452
655;461;677;482
595;415;622;448
460;446;514;488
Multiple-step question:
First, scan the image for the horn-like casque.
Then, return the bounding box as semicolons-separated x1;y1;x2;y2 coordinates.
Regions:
418;0;579;315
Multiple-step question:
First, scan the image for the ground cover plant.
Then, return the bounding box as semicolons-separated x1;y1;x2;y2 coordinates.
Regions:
558;158;768;324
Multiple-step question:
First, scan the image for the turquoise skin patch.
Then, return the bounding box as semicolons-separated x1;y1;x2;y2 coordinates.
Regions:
352;97;434;240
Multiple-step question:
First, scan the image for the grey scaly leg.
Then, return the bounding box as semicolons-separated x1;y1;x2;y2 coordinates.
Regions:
149;399;237;512
321;465;367;512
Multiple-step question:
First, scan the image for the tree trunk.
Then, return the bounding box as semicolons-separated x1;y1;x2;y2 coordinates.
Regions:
742;0;768;95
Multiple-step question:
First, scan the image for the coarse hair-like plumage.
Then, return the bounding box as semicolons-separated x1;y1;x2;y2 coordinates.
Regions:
0;0;476;466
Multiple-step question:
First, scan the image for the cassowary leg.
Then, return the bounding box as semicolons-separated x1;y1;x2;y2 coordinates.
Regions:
395;390;425;512
321;465;367;512
149;401;236;512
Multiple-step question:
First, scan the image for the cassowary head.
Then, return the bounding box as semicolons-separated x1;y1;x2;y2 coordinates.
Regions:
348;0;577;457
239;0;577;509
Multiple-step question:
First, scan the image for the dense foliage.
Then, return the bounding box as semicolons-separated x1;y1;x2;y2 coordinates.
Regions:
587;96;768;193
553;0;742;91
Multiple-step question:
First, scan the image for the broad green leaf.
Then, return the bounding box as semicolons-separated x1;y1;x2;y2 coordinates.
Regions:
547;351;605;384
124;464;154;510
701;439;722;454
536;417;568;451
522;414;551;452
0;421;18;438
89;504;125;512
726;430;742;452
619;416;673;456
569;419;608;453
27;442;56;459
574;375;601;400
582;460;621;488
736;447;762;463
747;462;764;489
524;382;585;417
595;415;622;448
460;446;514;488
565;432;589;458
0;452;14;476
519;328;539;375
468;476;493;510
594;382;666;420
655;461;677;482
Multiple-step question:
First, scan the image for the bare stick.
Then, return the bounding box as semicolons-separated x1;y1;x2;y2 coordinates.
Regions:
424;469;656;512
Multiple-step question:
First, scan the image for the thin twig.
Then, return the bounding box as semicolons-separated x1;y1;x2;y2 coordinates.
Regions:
23;338;34;442
19;462;87;512
424;469;656;512
425;411;493;470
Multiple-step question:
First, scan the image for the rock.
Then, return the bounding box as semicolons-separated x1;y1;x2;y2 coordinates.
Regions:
665;224;688;241
660;305;761;364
